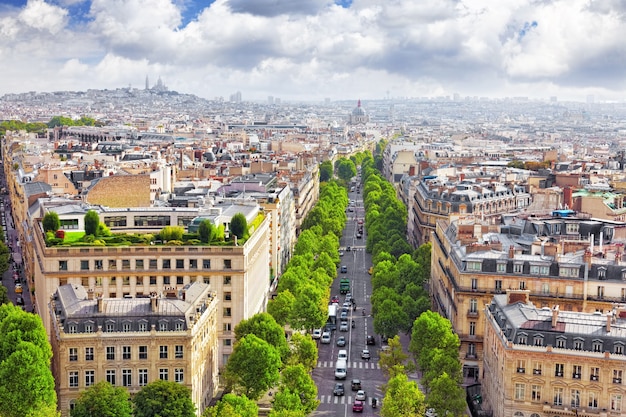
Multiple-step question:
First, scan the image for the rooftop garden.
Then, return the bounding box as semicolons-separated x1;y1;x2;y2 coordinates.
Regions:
43;210;264;248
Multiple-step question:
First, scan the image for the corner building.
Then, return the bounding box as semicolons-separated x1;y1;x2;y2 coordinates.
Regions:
50;282;219;417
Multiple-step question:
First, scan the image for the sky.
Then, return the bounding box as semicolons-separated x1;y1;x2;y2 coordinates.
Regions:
0;0;625;102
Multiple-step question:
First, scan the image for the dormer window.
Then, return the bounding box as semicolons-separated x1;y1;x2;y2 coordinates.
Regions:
513;263;523;273
598;267;607;280
467;261;482;272
592;340;603;353
518;333;528;345
556;337;567;348
614;343;624;355
559;267;579;278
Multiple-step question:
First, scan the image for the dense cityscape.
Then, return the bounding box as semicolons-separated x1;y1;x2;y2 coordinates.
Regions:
1;87;626;417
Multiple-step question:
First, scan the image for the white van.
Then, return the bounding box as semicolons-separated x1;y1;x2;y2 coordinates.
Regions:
334;359;347;380
337;349;348;361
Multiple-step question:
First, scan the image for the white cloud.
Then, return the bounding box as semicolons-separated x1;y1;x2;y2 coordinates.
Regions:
18;0;68;35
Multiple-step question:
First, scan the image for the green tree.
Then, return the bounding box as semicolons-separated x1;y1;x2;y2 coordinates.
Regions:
337;158;357;182
379;335;414;377
268;410;306;417
84;210;100;236
0;305;56;417
42;211;60;232
287;332;318;371
373;299;409;338
0;285;8;305
267;289;295;326
410;311;459;373
198;219;214;243
202;393;258;417
421;348;462;391
273;364;319;414
427;372;467;417
225;334;282;400
230;213;249;240
70;381;132;417
380;372;426;417
133;380;195;417
159;225;184;242
289;282;326;331
235;313;290;361
319;160;333;182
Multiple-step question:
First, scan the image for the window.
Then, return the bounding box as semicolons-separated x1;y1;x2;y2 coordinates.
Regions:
541;283;550;294
163;276;170;285
159;368;169;381
149;259;158;269
175;368;184;383
159;322;168;331
122;260;130;270
69;371;78;388
556;338;566;348
203;259;211;269
104;216;127;227
559;267;579;277
122;322;131;332
566;223;579;234
518;334;527;345
497;263;506;272
469;321;476;336
613;369;623;384
176;276;184;285
573;340;583;350
469;298;478;313
467;261;481;271
611;394;622;412
134;215;170;227
175;321;184;331
519;281;526;290
189;259;197;269
85;323;93;333
106;369;116;385
590;367;600;381
85;370;95;387
136;259;144;269
531;385;541;402
224;323;232;332
106;322;115;332
139;322;148;332
80;260;89;271
622;288;626;302
149;276;157;285
224;292;232;301
592;340;603;352
95;260;103;270
176;259;184;269
85;347;94;361
533;362;542;375
203;276;210;284
224;259;232;269
122;346;131;360
67;324;77;334
109;260;117;270
571;389;580;408
139;346;148;360
588;392;599;409
555;363;564;377
598;268;607;279
139;369;148;386
513;263;523;273
515;383;525;401
160;345;168;359
69;347;78;362
224;276;231;285
471;278;477;290
495;280;502;292
572;365;581;379
467;343;476;358
597;286;605;299
175;345;184;359
517;360;526;373
553;387;563;406
224;307;232;317
530;265;549;275
615;344;624;355
59;260;68;271
162;259;171;269
122;369;132;387
533;336;543;346
224;339;232;346
106;346;115;360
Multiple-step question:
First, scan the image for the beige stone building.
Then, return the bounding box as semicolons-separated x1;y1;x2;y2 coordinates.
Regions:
483;291;626;417
50;282;219;417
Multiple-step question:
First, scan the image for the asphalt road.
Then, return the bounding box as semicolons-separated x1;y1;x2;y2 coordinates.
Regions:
312;187;385;417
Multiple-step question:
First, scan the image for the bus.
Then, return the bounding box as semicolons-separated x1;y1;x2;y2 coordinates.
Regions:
327;303;338;331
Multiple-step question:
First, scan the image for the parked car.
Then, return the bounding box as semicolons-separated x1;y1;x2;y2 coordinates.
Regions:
312;328;322;339
333;382;345;396
361;349;370;360
351;379;362;391
321;331;331;344
336;336;346;347
355;390;367;401
366;335;376;345
352;400;364;412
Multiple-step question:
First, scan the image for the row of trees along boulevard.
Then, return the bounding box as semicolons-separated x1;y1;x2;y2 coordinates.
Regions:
359;141;466;417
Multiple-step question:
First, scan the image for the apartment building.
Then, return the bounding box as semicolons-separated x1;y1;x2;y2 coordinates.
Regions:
431;212;625;382
50;282;219;417
483;291;626;417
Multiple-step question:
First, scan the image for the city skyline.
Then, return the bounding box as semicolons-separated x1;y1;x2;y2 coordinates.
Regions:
1;0;625;102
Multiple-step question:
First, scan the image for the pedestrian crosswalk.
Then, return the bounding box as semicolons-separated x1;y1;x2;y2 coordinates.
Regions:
317;360;380;370
318;395;380;405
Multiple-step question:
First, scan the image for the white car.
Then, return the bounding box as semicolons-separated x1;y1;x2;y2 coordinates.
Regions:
355;390;367;401
338;349;348;361
312;328;322;339
321;331;331;344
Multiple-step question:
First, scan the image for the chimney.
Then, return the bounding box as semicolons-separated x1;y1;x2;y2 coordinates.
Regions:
87;289;94;300
151;293;158;313
97;296;104;313
551;305;560;329
606;311;612;333
583;249;592;267
508;245;515;259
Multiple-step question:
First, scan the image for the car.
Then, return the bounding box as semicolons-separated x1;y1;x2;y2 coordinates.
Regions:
366;335;376;345
381;345;391;352
352;399;364;412
333;382;345;396
348;207;354;212
368;266;373;275
15;296;24;306
321;331;331;344
355;390;367;401
356;232;362;239
340;321;349;332
339;250;344;257
358;219;364;225
340;311;348;320
343;302;351;309
312;328;322;339
351;379;362;391
361;349;370;360
14;283;23;294
340;265;348;273
331;295;340;304
338;349;348;361
336;336;346;347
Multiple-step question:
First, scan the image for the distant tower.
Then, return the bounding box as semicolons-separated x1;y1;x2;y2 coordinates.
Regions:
145;75;149;90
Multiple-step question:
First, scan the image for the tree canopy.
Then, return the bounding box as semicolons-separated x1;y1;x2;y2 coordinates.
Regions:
202;393;258;417
230;213;249;240
380;372;425;417
198;219;215;243
133;380;196;417
43;211;60;232
235;313;290;361
319;160;333;182
84;210;100;236
70;381;132;417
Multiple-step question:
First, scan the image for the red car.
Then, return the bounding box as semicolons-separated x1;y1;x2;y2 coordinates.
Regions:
352;400;364;412
331;295;340;304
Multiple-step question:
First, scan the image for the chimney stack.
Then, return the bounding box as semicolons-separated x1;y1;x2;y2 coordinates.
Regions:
606;311;612;333
551;305;560;329
509;245;515;259
583;249;592;267
97;296;104;313
151;293;158;313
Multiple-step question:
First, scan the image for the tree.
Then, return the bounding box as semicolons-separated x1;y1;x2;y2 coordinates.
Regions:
0;285;8;305
202;393;258;417
0;304;56;417
235;313;290;361
273;364;319;414
269;409;306;417
230;213;249;240
380;372;426;417
224;334;282;400
373;299;409;338
84;210;100;236
133;380;195;417
42;212;60;232
427;372;467;417
319;160;333;182
70;381;132;417
337;159;357;182
410;311;459;372
289;282;326;331
267;289;295;326
287;332;318;371
378;335;414;377
159;226;184;242
198;219;214;244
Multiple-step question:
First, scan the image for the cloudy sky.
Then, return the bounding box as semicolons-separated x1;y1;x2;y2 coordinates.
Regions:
1;0;625;102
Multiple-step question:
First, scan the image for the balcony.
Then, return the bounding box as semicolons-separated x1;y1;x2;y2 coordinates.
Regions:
465;352;478;360
613;378;622;384
572;374;581;379
533;369;542;375
467;310;479;318
555;372;563;377
517;368;526;374
590;375;598;381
